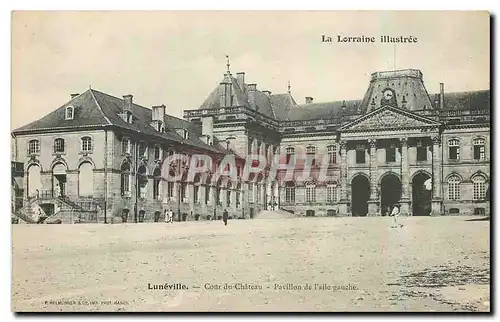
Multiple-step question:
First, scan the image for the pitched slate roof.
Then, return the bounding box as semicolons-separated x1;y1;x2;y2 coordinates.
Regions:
281;91;490;121
13;90;111;132
198;73;295;119
429;90;490;110
12;89;228;155
283;99;361;121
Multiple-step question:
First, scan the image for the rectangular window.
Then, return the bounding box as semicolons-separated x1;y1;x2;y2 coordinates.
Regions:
256;184;261;203
28;140;40;155
326;185;338;203
417;147;427;161
54;139;65;153
285;187;295;203
328;146;337;164
248;183;254;203
449;147;459;160
154;146;161;160
205;185;210;204
167;182;174;198
474;146;485;160
356;150;365;164
81;137;92;152
306;185;316;203
194;185;199;204
386;146;396;162
139;144;147;158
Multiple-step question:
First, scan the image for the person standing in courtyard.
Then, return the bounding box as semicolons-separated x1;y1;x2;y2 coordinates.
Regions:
222;209;229;226
390;204;402;228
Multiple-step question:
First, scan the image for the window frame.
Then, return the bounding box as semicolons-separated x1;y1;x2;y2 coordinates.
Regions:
53;138;65;154
28;139;40;155
65;106;74;120
81;136;92;153
448;175;461;200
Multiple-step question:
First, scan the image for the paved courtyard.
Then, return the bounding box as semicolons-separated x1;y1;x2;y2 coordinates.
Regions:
12;215;490;312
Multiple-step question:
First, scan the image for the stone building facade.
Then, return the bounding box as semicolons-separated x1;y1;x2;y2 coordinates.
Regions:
12;66;490;223
184;68;490;217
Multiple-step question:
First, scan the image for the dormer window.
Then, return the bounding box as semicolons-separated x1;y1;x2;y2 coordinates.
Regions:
157;121;164;132
65;106;74;120
176;129;189;139
126;111;133;124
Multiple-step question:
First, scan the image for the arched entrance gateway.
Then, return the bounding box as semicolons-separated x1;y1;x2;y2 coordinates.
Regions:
380;173;402;216
351;175;370;216
412;172;432;216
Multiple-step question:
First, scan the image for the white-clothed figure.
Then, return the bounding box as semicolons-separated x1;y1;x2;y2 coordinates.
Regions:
390;205;402;228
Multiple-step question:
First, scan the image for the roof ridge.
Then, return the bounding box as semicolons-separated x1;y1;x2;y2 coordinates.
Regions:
89;89;112;125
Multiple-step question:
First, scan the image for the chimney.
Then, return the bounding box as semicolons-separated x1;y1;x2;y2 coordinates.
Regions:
262;90;272;98
306;97;314;104
248;84;257;109
123;94;133;112
152;104;166;122
70;93;79;99
236;72;245;89
439;82;445;109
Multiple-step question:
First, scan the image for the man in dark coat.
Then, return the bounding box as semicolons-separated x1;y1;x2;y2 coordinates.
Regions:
222;209;229;226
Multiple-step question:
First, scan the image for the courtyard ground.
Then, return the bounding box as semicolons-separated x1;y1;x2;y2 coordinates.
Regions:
11;215;490;312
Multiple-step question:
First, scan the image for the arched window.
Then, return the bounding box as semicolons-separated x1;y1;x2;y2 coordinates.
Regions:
81;136;92;152
448;175;461;200
54;138;65;153
327;145;337;164
285;181;295;204
153;167;162;200
473;138;486;160
448;139;460;160
137;165;148;199
28;139;40;155
122;137;131;154
306;183;316;203
78;162;93;197
120;162;131;196
473;175;487;200
65;106;74;120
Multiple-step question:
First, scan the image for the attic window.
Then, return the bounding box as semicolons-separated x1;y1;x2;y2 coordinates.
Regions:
183;129;189;139
157;121;164;132
65;106;74;120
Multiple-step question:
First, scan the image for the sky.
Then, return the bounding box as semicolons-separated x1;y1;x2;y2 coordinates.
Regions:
11;11;490;129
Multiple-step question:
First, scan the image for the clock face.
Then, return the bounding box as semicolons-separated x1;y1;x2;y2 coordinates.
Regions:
383;90;393;100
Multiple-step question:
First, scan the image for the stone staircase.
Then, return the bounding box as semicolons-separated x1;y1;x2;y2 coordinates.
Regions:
12;194;101;224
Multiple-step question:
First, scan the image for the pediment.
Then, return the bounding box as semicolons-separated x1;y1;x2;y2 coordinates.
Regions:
339;106;441;132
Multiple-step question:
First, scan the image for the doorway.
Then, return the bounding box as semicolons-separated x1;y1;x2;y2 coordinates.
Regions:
351;175;370;216
412;173;432;216
381;173;402;215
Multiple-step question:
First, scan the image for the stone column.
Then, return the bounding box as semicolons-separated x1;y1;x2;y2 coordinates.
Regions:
431;136;443;216
368;139;379;216
399;138;410;216
338;140;349;215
